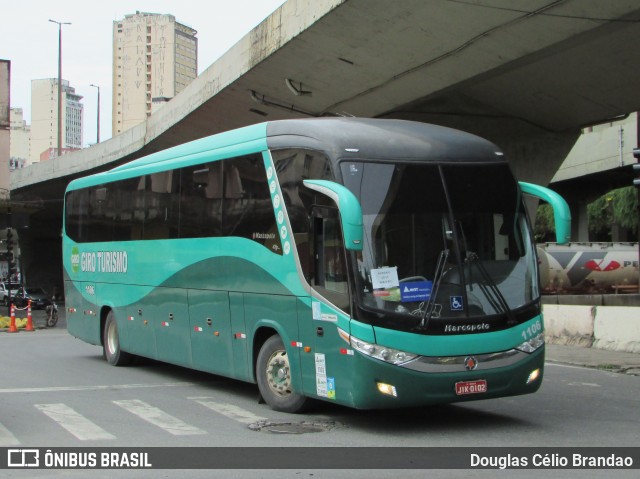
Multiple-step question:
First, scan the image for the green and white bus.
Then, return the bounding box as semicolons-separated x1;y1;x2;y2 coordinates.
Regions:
63;118;570;412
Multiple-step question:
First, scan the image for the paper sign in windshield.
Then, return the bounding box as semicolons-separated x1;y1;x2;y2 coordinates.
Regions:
400;281;433;302
371;267;399;290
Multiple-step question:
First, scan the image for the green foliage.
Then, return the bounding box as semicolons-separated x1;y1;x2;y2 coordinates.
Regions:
534;203;555;243
587;186;638;233
535;186;638;241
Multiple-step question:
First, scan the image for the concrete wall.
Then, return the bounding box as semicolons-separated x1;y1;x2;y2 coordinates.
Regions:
552;114;638;184
543;303;640;354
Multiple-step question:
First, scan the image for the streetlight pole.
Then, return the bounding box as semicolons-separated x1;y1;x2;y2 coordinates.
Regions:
90;84;100;144
49;19;71;158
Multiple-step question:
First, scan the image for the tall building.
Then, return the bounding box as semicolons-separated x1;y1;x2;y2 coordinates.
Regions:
0;59;9;191
112;12;198;136
9;108;30;169
30;78;83;162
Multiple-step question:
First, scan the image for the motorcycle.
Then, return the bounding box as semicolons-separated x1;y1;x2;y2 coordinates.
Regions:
45;298;58;328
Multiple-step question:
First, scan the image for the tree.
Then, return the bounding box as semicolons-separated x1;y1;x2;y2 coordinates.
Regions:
534;186;638;242
587;186;638;236
533;203;555;243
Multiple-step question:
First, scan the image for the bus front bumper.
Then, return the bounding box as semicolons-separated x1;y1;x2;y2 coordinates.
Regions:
338;345;545;410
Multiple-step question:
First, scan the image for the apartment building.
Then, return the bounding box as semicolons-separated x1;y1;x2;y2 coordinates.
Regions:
9;108;30;169
112;12;197;135
30;78;83;162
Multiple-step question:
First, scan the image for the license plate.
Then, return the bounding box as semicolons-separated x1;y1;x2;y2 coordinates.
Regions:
455;379;487;396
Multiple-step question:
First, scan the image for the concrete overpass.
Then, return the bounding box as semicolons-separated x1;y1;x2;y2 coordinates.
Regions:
9;0;640;289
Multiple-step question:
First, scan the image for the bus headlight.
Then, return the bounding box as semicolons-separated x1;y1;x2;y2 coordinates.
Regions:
338;328;418;365
516;332;545;353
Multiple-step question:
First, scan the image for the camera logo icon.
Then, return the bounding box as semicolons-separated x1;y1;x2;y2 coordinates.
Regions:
7;449;40;468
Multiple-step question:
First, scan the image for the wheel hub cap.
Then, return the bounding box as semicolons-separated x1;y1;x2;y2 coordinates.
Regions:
266;350;291;397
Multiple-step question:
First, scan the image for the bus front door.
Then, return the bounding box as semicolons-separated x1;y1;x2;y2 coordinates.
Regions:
302;207;351;402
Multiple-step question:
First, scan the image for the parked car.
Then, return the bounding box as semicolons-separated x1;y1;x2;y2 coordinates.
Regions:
0;282;20;306
14;287;51;310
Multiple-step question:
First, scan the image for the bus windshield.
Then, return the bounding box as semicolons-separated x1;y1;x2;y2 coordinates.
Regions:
341;161;539;325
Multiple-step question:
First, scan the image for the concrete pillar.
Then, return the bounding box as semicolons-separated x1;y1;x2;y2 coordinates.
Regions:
570;200;590;242
0;60;10;194
16;218;63;296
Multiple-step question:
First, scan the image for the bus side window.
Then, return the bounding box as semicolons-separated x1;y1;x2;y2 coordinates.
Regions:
222;155;282;254
65;189;89;242
144;171;178;240
176;161;226;239
271;148;335;278
312;206;349;312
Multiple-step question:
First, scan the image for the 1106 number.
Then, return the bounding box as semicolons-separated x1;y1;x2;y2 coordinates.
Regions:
521;320;542;341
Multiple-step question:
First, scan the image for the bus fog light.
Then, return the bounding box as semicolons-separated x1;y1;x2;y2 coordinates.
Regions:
527;368;541;384
377;382;398;397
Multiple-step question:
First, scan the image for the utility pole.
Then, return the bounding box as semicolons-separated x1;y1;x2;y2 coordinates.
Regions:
49;19;71;158
90;84;100;144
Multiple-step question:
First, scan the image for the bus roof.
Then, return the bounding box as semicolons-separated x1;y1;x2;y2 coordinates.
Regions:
266;118;503;164
66;118;504;191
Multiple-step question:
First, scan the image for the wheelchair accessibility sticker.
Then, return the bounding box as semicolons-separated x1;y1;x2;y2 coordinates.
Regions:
450;296;464;311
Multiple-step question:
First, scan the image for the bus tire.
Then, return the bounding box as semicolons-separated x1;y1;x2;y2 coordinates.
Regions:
256;335;308;413
103;311;133;366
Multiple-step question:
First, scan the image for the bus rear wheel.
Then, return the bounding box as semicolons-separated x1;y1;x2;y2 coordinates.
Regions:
103;311;133;366
256;335;308;413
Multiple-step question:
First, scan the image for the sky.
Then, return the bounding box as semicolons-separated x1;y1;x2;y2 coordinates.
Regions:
1;0;286;146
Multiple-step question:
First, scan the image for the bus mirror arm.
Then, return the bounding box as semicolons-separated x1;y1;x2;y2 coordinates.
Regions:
518;181;571;245
303;180;363;251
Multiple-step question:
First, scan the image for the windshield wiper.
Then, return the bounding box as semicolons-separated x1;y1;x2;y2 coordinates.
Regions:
417;249;449;330
466;252;516;325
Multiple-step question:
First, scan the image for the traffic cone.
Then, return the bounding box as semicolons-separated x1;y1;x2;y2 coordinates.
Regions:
8;304;18;333
25;300;34;332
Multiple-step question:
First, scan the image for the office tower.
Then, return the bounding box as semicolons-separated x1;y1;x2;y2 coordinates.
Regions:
9;108;30;169
112;12;198;135
30;78;83;162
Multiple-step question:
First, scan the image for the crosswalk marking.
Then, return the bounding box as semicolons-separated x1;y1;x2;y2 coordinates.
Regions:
0;421;20;446
113;399;206;436
10;397;269;443
189;397;267;424
34;403;116;441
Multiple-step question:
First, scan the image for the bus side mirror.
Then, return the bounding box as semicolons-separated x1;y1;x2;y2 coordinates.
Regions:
519;181;571;245
303;180;363;251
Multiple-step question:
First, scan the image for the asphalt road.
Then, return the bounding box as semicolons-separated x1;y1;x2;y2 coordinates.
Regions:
0;321;638;478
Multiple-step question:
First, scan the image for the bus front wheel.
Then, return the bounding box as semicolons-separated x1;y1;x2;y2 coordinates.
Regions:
103;311;133;366
256;335;308;413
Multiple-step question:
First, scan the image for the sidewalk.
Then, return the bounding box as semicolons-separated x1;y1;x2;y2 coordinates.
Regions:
546;343;640;375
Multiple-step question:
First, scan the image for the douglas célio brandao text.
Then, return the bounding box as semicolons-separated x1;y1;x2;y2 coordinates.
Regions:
470;453;634;469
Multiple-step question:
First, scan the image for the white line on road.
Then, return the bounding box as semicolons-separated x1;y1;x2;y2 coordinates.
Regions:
189;397;267;424
0;382;194;394
0;421;20;446
545;362;592;370
34;403;116;441
113;399;207;436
